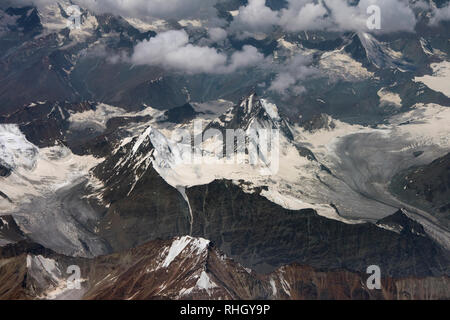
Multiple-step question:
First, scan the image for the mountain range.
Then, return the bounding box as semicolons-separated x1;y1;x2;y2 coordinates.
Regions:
0;0;449;300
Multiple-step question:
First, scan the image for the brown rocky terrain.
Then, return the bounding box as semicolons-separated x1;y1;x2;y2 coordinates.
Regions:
0;236;448;300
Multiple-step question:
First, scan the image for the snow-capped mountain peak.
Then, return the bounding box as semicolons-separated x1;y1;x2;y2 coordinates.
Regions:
207;93;293;141
345;32;412;71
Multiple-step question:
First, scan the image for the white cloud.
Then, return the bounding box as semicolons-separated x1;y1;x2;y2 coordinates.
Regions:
279;0;330;32
269;54;318;96
227;45;266;71
429;3;450;25
130;29;265;74
131;30;226;73
230;0;279;36
229;0;419;37
208;27;227;43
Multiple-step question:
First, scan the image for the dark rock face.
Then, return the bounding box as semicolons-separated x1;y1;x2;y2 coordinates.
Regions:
300;113;336;132
5;7;43;35
0;101;92;148
0;216;25;245
1;237;449;300
0;240;52;259
344;33;371;66
82;238;450;300
163;103;198;124
0;163;11;177
93;133;190;252
94;14;156;42
376;210;428;236
186;180;449;276
390;153;450;229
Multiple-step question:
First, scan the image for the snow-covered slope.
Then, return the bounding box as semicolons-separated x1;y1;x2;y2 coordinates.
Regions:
0;131;100;209
0;124;38;171
109;94;359;224
320;49;374;81
36;1;98;41
0;124;106;257
414;61;450;98
354;32;411;70
26;254;86;299
141;96;450;229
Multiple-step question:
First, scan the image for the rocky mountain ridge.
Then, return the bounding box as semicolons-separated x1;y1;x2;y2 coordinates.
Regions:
1;235;448;300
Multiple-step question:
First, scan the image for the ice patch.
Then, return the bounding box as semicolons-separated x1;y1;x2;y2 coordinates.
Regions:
277;37;298;52
178;19;202;28
161;236;210;268
69;103;160;132
270;278;277;296
387;103;450;149
191;100;234;121
320;50;374;81
260;188;362;224
132;126;153;155
419;38;433;56
277;271;291;297
0;124;38;171
27;255;61;282
69;103;127;131
124;17;168;32
196;271;218;293
179;270;218;297
414;61;450;98
261;99;281;121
